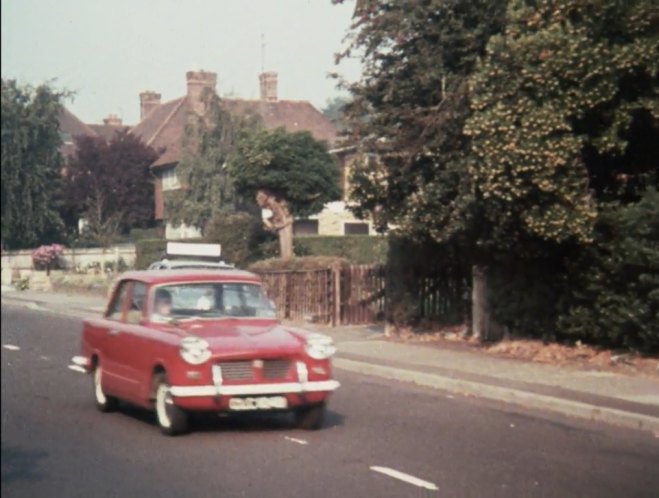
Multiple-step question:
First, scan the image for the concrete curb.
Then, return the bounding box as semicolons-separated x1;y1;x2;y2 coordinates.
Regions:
334;358;659;433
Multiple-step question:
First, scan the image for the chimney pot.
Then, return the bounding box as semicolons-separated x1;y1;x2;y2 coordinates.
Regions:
103;114;123;127
139;91;162;120
259;71;278;102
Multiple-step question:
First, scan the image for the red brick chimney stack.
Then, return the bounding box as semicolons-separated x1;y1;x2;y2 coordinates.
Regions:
139;91;161;120
103;114;123;127
186;70;217;115
259;71;278;102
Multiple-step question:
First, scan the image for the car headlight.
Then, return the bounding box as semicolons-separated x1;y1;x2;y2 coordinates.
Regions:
304;333;336;360
179;336;211;365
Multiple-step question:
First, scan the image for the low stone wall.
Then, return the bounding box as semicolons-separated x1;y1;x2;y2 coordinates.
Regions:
49;271;113;297
1;244;136;273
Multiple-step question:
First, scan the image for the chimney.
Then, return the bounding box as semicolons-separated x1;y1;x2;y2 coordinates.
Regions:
259;71;278;102
139;91;161;120
102;114;123;127
186;70;217;115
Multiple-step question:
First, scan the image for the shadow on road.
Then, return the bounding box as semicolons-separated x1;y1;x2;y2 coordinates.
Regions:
1;444;48;484
116;402;345;433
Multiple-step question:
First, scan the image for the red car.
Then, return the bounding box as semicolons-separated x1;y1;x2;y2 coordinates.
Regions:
72;269;340;436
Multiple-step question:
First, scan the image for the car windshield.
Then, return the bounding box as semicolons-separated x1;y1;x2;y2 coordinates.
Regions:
151;282;276;320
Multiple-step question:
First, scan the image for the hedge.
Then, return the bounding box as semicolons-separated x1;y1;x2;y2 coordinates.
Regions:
134;238;169;270
249;256;348;273
293;235;387;264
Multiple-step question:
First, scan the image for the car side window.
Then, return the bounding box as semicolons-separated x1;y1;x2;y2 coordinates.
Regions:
106;281;130;321
126;282;147;324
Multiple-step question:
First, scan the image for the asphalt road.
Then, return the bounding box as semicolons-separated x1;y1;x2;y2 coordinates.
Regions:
2;305;659;498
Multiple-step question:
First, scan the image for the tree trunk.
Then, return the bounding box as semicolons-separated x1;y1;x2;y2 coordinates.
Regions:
471;265;489;341
256;189;294;260
278;222;293;260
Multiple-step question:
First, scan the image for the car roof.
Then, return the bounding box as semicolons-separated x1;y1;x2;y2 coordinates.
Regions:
117;269;262;285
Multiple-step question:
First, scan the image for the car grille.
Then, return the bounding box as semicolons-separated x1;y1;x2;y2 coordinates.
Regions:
263;360;291;380
217;360;291;381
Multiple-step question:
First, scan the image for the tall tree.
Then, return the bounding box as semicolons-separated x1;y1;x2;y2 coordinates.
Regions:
465;0;659;252
335;0;507;247
1;79;67;248
230;128;341;258
164;90;260;233
63;130;158;247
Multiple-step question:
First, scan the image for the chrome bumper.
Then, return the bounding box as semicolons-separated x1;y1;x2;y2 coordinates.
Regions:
169;380;340;398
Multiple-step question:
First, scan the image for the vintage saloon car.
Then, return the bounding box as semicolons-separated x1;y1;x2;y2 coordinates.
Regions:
72;269;340;436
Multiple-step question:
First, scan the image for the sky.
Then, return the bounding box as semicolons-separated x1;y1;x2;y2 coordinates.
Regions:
1;0;362;125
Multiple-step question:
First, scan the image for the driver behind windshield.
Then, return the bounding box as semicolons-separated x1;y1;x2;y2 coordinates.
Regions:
152;289;173;320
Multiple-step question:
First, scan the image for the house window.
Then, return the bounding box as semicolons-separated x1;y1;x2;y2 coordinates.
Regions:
294;219;319;235
344;222;369;235
161;167;180;191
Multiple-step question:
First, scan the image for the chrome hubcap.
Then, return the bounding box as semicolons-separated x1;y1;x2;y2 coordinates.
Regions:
156;384;172;429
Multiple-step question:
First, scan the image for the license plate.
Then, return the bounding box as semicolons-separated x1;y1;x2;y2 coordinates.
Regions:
228;396;288;411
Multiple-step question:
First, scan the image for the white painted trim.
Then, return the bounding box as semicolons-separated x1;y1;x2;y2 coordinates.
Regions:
169;380;340;398
168;386;218;397
370;466;438;491
72;355;89;367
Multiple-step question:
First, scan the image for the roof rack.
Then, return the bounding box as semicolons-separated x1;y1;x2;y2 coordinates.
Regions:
165;242;222;262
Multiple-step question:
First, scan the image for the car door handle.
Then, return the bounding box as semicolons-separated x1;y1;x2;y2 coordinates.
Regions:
108;329;121;336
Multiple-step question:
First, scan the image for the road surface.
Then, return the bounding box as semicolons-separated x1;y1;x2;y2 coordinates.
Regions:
2;306;658;497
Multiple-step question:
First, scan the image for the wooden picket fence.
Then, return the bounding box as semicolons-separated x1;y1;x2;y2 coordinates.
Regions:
256;264;385;326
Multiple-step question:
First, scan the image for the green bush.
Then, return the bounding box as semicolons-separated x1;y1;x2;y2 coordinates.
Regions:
204;212;276;268
293;235;387;264
135;239;167;270
558;188;659;352
129;227;162;242
487;253;571;342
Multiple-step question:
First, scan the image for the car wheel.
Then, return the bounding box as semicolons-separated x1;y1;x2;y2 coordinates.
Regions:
93;365;119;413
154;375;188;436
295;403;325;430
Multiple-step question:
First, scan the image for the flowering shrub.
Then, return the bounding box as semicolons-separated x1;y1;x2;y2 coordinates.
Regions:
31;244;65;271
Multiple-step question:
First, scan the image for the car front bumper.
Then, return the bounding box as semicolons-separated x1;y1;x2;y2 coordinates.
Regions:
169;380;340;397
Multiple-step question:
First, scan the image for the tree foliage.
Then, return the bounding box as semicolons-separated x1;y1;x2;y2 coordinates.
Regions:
230;127;341;218
62;130;158;246
336;0;658;348
229;127;341;258
321;95;352;131
338;0;507;246
560;187;659;352
1;79;67;248
465;0;659;250
164;90;260;233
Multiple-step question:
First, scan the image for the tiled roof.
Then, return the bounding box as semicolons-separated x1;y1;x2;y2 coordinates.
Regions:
89;124;131;141
58;107;99;159
129;96;338;168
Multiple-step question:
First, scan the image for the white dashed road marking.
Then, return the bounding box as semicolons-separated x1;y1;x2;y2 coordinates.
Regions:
370;466;438;491
284;436;308;445
3;344;20;351
68;365;87;373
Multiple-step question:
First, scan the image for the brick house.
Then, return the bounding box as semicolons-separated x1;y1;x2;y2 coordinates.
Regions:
58;108;129;162
128;69;375;239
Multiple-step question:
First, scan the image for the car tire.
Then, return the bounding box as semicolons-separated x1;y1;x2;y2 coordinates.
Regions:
93;365;119;413
154;375;188;436
294;403;325;430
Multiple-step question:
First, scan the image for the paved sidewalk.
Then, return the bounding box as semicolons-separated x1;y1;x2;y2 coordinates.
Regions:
2;287;658;433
